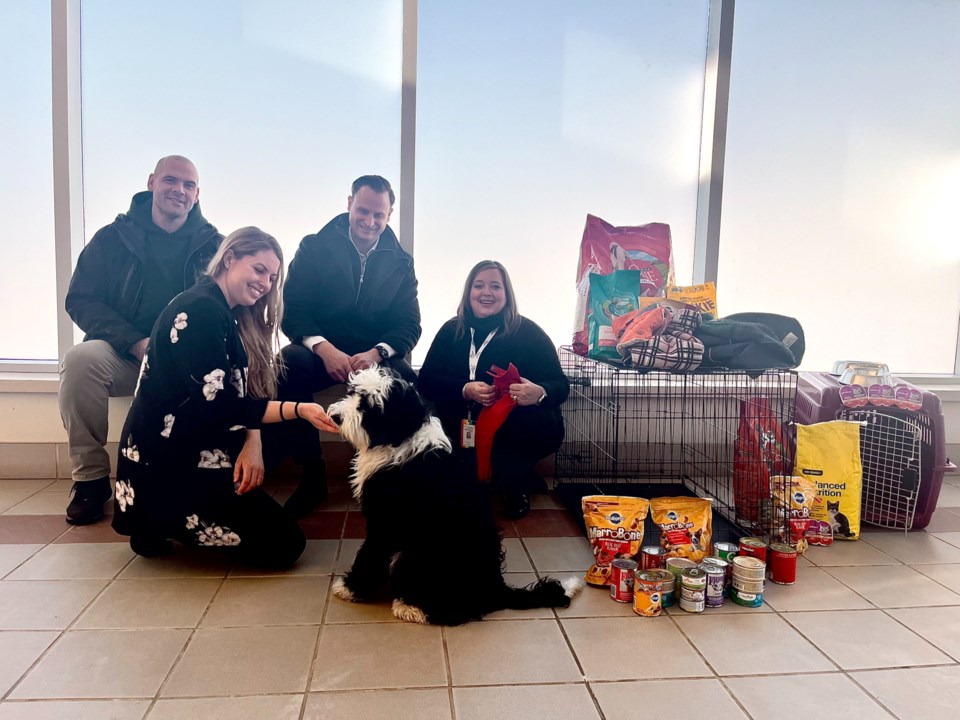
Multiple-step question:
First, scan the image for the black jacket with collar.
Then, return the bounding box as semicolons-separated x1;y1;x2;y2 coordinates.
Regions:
65;191;222;358
281;213;422;356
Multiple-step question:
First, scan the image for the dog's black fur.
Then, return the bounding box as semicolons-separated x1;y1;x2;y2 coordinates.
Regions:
328;367;581;625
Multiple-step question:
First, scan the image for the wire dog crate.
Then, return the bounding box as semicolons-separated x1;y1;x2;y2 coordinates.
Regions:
556;347;798;543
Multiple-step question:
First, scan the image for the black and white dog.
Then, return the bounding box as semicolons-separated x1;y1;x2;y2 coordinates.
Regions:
327;367;581;625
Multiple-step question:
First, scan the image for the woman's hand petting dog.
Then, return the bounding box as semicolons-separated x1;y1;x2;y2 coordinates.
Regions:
298;403;340;434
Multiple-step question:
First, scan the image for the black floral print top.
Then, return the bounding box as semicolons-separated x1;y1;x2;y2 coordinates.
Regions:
111;278;268;540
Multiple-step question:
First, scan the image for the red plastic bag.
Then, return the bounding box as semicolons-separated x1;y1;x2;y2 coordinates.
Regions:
733;398;789;532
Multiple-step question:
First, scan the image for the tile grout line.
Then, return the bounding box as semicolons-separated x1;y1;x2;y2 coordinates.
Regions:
297;528;347;719
145;570;233;714
441;625;457;720
0;538;140;703
768;588;928;718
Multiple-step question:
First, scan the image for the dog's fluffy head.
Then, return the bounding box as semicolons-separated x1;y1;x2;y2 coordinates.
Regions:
327;367;431;451
328;367;451;496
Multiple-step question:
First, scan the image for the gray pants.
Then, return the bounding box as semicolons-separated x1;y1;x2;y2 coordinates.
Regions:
59;340;140;482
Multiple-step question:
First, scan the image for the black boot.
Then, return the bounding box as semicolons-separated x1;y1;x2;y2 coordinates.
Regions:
66;476;112;525
283;461;328;518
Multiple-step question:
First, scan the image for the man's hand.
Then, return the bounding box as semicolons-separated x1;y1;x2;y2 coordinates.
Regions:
314;341;353;383
349;348;381;372
129;338;149;362
463;381;496;407
233;431;264;495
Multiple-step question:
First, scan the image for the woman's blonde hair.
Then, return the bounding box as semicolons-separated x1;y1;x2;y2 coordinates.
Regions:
454;260;521;339
206;227;285;398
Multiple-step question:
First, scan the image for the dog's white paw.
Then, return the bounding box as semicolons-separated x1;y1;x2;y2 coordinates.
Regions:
392;599;428;624
332;578;357;602
562;577;585;599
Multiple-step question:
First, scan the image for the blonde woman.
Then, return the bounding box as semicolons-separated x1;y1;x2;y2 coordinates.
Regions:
111;227;338;567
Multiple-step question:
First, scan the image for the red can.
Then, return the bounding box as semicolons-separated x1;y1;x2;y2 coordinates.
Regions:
641;546;667;570
739;537;767;563
767;543;797;585
610;558;638;602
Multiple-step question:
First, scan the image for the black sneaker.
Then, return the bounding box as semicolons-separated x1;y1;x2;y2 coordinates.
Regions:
66;476;112;525
283;463;328;519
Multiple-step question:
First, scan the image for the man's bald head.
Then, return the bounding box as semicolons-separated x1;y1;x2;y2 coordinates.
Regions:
147;156;200;233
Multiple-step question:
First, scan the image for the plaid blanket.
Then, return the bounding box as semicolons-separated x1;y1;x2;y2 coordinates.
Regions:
612;305;704;372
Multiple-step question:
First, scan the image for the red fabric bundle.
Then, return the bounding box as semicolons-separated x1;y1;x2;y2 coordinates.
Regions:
475;363;521;482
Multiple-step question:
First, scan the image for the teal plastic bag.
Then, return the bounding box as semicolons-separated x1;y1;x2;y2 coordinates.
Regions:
587;270;639;362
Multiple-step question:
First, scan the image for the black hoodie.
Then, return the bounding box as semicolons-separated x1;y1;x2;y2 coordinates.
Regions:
65;191;222;358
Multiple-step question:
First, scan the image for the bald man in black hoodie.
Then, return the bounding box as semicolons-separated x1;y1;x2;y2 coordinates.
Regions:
59;156;222;525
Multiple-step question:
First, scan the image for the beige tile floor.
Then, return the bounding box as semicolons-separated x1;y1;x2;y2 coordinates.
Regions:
0;474;958;719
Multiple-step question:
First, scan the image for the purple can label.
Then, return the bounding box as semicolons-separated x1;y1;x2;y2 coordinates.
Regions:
894;386;923;412
840;384;868;408
704;567;725;607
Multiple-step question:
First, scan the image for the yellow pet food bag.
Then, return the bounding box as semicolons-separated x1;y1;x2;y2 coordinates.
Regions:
667;282;718;320
582;496;649;586
650;496;713;562
794;421;863;541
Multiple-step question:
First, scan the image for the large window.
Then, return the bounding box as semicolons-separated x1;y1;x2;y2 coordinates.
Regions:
8;1;959;378
0;1;56;361
720;0;960;373
413;0;710;361
80;0;402;285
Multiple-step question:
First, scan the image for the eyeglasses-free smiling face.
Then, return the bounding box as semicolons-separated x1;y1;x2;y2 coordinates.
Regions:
347;185;393;247
469;268;507;318
147;157;199;228
219;250;281;308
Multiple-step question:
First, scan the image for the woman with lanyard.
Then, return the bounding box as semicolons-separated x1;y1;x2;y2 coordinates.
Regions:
417;260;569;519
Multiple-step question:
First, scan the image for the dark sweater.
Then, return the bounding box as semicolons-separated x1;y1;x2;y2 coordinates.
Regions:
417;315;570;439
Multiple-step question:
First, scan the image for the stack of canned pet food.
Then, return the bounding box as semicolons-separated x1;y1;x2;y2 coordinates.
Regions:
731;555;766;606
627;546;675;616
607;537;800;616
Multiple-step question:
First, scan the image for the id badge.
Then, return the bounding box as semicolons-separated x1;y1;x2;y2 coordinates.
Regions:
460;419;475;449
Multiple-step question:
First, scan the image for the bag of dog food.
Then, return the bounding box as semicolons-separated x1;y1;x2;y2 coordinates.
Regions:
586;271;640;362
667;282;718;320
772;475;820;552
582;495;649;586
795;421;863;541
573;215;673;356
650;497;713;563
733;398;790;533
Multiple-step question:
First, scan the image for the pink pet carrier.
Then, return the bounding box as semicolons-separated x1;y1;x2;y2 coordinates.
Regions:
795;372;955;530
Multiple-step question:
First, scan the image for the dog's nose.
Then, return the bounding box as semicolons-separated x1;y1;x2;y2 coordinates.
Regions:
326;404;343;426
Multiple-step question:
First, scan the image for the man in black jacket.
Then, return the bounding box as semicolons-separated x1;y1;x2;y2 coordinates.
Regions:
273;175;421;516
59;156;221;525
